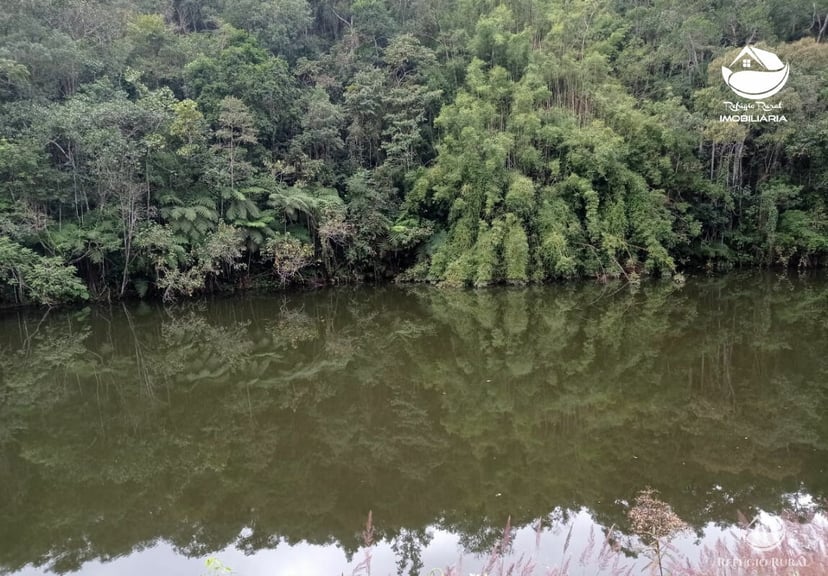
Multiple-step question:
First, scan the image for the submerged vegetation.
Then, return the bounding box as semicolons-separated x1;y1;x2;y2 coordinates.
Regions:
0;0;826;303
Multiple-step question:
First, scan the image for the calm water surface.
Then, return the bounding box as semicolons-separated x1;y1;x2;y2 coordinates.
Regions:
1;273;827;575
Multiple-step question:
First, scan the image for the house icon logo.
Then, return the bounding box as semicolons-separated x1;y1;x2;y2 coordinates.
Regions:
744;512;786;550
721;45;790;100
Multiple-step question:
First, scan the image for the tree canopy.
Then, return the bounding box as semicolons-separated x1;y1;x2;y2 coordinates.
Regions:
0;0;826;303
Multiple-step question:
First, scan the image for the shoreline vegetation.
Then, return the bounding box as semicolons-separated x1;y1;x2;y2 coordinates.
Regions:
201;497;828;576
1;1;826;306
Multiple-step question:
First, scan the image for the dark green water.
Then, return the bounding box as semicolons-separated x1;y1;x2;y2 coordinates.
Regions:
1;273;827;575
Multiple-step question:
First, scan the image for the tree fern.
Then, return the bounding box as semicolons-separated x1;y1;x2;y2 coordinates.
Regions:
159;191;219;245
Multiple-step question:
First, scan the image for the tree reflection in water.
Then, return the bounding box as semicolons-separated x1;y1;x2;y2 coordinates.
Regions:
0;273;827;574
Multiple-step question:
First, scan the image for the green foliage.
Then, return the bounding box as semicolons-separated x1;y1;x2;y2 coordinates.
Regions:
136;222;245;301
502;213;529;283
159;192;219;244
504;174;535;220
0;0;826;303
263;233;314;284
218;0;311;58
0;237;88;305
473;220;502;286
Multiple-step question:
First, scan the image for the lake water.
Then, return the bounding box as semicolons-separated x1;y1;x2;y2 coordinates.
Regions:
1;273;827;576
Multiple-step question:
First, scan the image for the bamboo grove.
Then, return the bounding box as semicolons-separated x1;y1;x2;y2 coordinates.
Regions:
0;0;826;304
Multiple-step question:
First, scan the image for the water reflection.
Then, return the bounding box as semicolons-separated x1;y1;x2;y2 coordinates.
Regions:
0;273;827;574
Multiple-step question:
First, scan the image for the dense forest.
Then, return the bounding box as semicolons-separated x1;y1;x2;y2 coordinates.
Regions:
0;0;826;304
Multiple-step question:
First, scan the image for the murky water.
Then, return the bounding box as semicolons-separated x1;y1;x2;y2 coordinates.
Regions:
1;273;827;575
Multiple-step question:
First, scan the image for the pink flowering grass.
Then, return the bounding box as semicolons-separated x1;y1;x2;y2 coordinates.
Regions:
350;495;827;576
